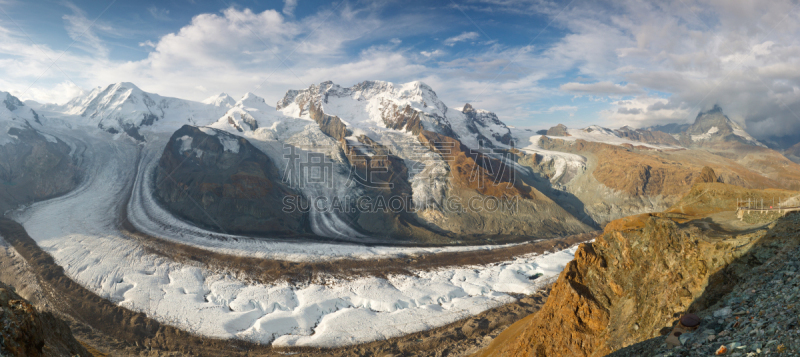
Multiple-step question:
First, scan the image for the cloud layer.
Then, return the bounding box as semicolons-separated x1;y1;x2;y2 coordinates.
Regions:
1;0;799;139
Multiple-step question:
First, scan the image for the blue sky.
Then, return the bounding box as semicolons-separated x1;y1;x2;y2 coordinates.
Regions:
1;0;800;137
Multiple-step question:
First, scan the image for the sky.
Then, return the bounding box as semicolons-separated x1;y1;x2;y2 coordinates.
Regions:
1;0;799;138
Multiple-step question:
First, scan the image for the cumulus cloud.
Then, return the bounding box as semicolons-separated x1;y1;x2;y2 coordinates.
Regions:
444;31;480;46
4;0;800;140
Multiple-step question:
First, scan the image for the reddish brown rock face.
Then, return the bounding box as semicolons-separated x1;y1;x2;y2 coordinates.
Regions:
478;184;800;357
0;284;90;357
418;130;534;200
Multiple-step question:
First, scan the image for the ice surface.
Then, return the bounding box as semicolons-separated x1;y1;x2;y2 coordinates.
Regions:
8;124;582;348
512;129;587;185
691;126;720;141
561;126;677;149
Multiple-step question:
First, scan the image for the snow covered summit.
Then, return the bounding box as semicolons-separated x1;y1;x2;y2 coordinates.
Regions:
1;91;46;145
59;82;229;135
276;80;512;149
687;105;765;147
202;92;236;108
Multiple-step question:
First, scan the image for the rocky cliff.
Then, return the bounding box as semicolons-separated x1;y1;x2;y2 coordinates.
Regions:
478;182;800;357
785;141;800;164
0;282;90;357
0;123;81;214
155;125;310;237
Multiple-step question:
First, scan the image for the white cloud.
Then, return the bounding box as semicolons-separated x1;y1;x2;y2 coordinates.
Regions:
420;49;444;57
444;31;480;46
148;6;171;21
4;0;800;141
62;1;109;57
19;81;85;105
283;0;297;17
602;96;692;127
560;81;643;95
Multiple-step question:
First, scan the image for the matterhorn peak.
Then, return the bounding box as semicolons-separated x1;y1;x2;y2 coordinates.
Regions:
687;105;765;147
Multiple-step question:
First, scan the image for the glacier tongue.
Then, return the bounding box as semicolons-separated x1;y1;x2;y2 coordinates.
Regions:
6;124;581;348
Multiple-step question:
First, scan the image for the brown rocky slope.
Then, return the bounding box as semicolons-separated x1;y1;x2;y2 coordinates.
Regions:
476;182;800;357
0;281;90;357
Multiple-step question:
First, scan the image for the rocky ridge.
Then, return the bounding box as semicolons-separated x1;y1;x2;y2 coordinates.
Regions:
0;281;90;357
476;181;800;357
611;215;800;356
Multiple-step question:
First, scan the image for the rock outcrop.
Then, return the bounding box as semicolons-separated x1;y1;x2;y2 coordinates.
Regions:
155;125;310;237
691;166;719;185
0;282;90;357
478;183;799;357
546;124;570;136
0;125;81;214
785;141;800;164
615;126;680;146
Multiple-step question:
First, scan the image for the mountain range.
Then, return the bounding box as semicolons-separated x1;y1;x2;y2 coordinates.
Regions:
3;81;800;244
5;80;800;245
5;80;800;356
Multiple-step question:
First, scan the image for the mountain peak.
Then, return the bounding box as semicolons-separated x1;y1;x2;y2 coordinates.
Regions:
239;92;266;104
462;103;475;113
690;105;742;131
203;92;236;107
107;82;143;93
699;104;723;116
687;105;764;147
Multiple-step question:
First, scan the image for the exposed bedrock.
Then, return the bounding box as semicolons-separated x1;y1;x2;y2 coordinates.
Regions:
517;136;800;226
0;125;82;213
0;281;91;357
416;130;594;240
479;183;800;357
154;125;310;237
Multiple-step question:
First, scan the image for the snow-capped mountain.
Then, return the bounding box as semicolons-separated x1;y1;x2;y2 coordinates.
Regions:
58;82;229;135
685;105;765;147
207;92;309;134
2;91;43;125
202;92;236;108
1;91;46;145
276;80;513;149
536;123;681;149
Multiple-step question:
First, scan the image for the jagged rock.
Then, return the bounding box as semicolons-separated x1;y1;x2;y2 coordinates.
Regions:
478;184;800;357
0;125;81;213
0;282;90;357
546;124;570;136
692;166;720;185
615;126;681;146
681;105;764;147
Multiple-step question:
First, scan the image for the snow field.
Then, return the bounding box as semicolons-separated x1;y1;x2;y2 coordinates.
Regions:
8;126;581;348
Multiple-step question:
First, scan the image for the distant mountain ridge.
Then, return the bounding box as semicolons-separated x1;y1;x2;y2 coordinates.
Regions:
55;82;230;138
7;81;800;244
